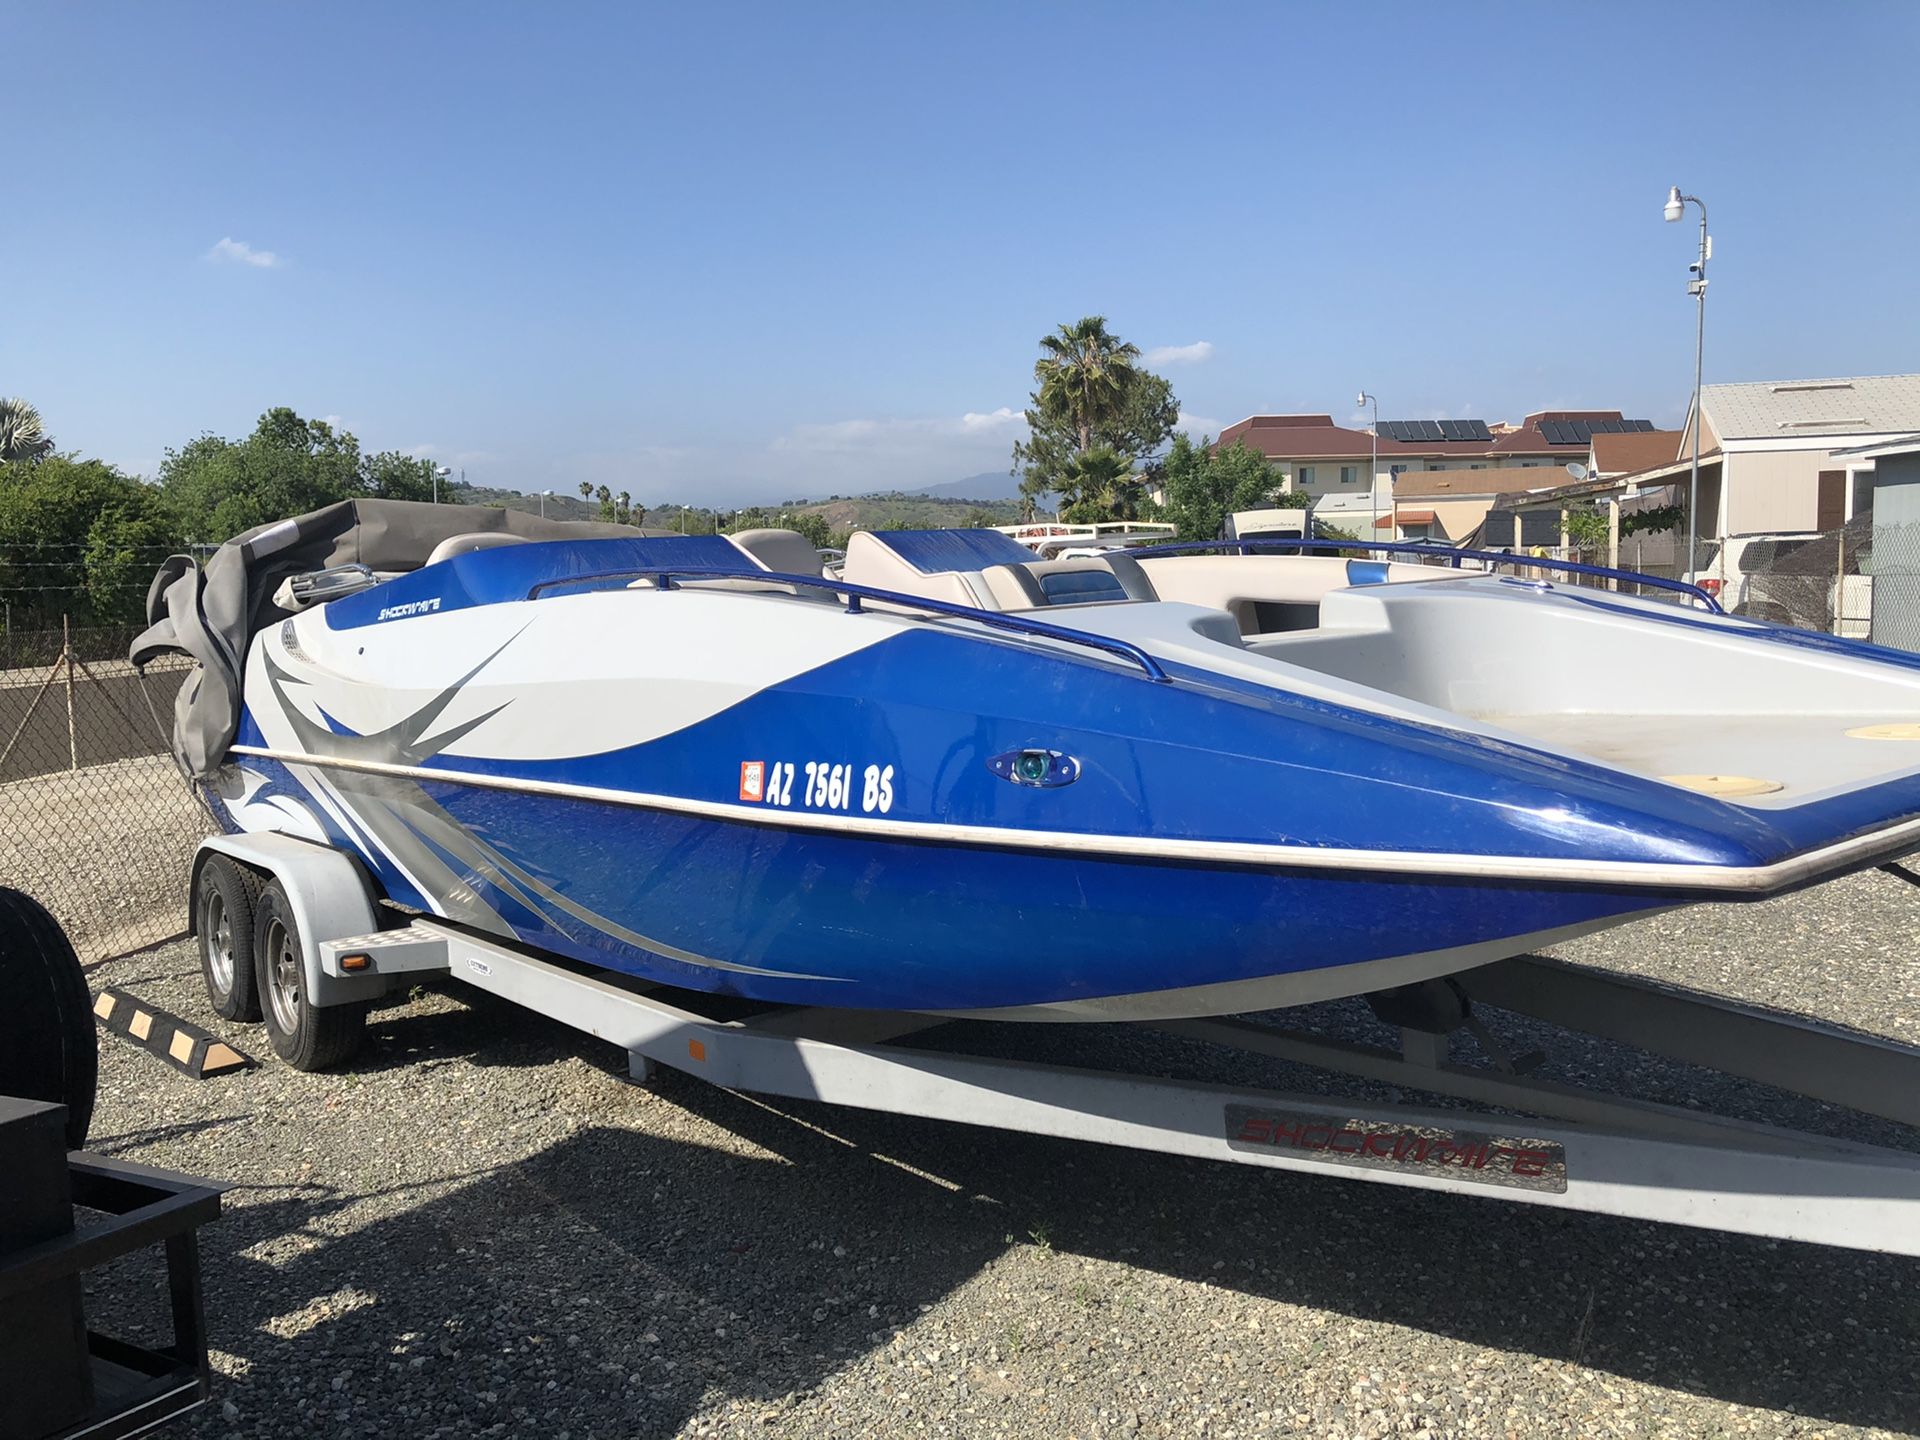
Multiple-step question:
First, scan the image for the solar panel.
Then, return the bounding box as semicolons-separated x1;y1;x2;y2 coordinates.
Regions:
1420;420;1445;441
1628;418;1654;432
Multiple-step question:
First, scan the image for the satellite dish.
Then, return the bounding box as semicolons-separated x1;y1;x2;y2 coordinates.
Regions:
1565;462;1589;480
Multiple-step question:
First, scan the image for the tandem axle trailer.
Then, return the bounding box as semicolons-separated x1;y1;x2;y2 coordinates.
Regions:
188;832;1920;1259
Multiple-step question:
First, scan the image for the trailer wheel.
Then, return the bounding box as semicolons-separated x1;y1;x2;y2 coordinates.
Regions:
0;888;98;1149
253;881;365;1072
195;855;265;1022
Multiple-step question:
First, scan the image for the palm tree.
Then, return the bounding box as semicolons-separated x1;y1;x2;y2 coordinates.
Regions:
0;398;53;463
1033;317;1141;453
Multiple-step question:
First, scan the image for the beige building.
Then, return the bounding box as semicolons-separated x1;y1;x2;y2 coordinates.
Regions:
1215;410;1658;541
1671;373;1920;537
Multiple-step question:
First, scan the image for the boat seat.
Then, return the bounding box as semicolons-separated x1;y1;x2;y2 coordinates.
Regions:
727;528;825;578
425;532;533;566
976;552;1159;610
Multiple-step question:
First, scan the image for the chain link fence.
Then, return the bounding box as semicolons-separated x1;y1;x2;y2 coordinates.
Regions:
0;620;217;960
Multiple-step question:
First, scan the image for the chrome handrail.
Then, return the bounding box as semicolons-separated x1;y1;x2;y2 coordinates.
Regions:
527;567;1172;682
1126;538;1725;613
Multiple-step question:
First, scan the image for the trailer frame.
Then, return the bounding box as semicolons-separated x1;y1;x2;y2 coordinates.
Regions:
197;837;1920;1259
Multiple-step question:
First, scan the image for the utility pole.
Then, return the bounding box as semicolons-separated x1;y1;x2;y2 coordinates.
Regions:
1664;186;1710;577
1356;391;1379;549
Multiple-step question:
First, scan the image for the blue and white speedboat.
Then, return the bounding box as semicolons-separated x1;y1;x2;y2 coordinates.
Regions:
136;501;1920;1020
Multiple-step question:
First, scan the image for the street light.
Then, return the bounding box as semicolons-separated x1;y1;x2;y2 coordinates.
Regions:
1664;186;1710;579
1356;391;1379;550
538;488;553;517
433;465;451;505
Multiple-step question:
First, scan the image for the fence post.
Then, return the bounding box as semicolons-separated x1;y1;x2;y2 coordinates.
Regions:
63;615;78;772
1835;530;1847;637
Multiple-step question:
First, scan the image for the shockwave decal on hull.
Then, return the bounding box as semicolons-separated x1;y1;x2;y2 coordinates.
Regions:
231;754;1660;1012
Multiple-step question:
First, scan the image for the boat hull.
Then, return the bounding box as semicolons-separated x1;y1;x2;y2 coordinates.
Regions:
216;751;1667;1017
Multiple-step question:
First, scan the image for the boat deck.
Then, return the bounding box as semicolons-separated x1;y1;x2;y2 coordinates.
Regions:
1481;711;1920;805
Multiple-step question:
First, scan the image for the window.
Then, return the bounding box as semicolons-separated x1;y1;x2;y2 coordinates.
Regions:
1339;465;1357;486
1297;465;1316;487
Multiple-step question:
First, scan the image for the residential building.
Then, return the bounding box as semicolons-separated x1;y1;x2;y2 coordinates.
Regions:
1214;410;1657;541
1832;433;1920;651
1668;373;1920;537
1489;374;1920;568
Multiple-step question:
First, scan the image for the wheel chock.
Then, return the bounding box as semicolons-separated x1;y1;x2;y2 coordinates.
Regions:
92;989;253;1078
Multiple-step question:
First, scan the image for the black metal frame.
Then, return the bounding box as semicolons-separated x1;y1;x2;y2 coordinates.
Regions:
1126;537;1726;612
0;1151;222;1440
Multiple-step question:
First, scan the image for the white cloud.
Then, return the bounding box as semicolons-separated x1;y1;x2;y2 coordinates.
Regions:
1145;341;1214;367
1176;410;1225;437
206;236;283;268
771;408;1027;455
960;407;1025;432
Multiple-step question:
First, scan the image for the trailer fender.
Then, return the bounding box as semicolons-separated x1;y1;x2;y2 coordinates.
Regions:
191;835;387;1006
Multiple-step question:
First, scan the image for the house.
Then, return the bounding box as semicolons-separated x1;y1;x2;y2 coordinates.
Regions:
1588;429;1682;479
1663;373;1920;538
1831;432;1920;651
1214;410;1657;541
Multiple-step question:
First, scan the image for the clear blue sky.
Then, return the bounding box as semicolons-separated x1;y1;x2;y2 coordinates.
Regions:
6;2;1918;505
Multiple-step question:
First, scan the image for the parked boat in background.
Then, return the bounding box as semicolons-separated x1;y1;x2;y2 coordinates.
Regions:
992;520;1177;559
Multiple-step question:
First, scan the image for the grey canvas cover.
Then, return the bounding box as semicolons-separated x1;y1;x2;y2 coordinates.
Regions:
131;498;662;780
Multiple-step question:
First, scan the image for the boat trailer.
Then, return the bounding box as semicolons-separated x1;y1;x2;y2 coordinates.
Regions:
200;833;1920;1259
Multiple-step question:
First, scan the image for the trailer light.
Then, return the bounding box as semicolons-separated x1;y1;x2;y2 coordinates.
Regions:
688;1039;707;1062
339;953;371;972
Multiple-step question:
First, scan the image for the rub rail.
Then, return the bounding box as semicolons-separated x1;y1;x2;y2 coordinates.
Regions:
1127;538;1725;613
527;567;1172;682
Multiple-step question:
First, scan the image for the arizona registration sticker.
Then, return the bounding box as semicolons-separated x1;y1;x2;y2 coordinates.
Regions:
739;761;765;802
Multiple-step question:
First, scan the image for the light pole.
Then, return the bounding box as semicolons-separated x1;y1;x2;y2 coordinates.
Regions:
539;488;553;518
433;464;451;504
1356;391;1378;549
1664;185;1710;577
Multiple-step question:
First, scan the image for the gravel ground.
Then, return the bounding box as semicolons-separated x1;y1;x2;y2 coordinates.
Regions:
81;869;1919;1439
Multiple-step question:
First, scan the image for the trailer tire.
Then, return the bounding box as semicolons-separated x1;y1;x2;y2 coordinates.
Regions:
0;887;98;1150
253;881;365;1072
195;855;265;1022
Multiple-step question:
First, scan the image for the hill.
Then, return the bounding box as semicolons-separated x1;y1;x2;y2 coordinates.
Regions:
440;482;1022;539
908;471;1022;502
785;492;1022;532
445;481;600;521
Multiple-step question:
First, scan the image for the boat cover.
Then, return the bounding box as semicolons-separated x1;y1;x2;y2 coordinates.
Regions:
131;498;662;780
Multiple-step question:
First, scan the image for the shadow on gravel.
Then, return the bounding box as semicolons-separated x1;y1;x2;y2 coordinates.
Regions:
348;981;590;1075
140;1055;1920;1438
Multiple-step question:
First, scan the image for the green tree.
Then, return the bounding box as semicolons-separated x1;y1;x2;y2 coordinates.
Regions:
1156;435;1290;541
0;455;183;625
785;512;834;548
1011;316;1178;521
157;408;441;543
0;398;54;463
1057;448;1144;524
